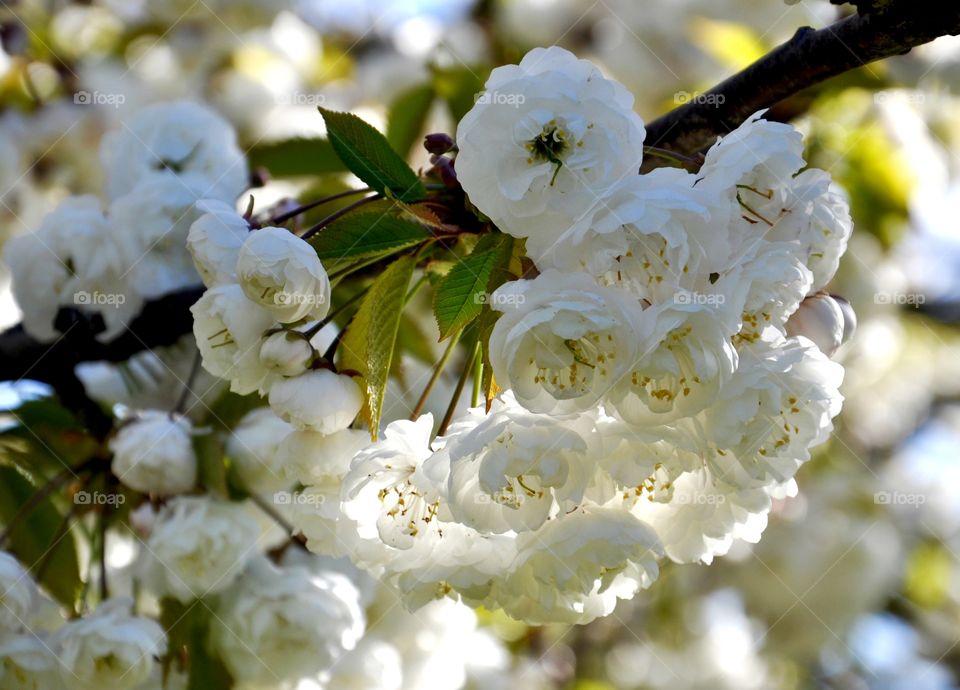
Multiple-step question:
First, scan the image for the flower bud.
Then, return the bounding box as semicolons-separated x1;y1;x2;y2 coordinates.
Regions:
109;411;197;495
423;132;455;155
268;370;363;433
259;331;313;376
785;293;853;357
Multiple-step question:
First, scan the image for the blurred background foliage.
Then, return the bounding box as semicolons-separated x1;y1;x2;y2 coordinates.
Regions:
1;0;960;688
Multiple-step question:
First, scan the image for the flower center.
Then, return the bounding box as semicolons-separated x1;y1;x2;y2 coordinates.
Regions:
526;120;570;185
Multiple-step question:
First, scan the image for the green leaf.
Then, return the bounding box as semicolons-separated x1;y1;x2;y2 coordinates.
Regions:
319;108;426;202
340;256;416;438
433;233;514;340
247;137;346;177
0;465;81;610
433;66;489;125
310;212;431;262
386;84;435;159
160;598;233;690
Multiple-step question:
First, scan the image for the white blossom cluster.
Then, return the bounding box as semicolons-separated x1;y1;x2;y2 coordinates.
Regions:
304;46;852;624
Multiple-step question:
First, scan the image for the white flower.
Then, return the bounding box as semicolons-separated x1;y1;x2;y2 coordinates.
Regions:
436;392;596;533
735;241;814;343
701;337;844;485
109;411;196;495
108;177;205;299
324;638;402;690
235;227;331;323
785;292;849;357
268;369;363;433
488;270;652;414
141;497;260;602
493;507;662;625
185;199;250;287
258;330;314;377
3;195;140;342
211;558;364;686
278;428;370;485
191;284;276;395
456;46;645;239
225;407;294;493
99;101;247;203
52;599;165;690
608;302;739;425
0;633;63;690
0;553;36;633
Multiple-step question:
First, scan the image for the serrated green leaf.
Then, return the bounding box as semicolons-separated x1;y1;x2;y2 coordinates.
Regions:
433;233;513;340
0;465;81;610
319;108;426;202
310;212;430;261
340;256;416;438
386;83;436;159
247;138;346;177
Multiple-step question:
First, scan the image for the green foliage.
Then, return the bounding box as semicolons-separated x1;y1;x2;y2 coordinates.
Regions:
433;65;489;125
432;233;514;340
310;212;431;261
386;83;436;159
319;108;426;202
247;138;346;177
193;433;229;497
339;256;417;438
161;598;233;690
0;465;81;610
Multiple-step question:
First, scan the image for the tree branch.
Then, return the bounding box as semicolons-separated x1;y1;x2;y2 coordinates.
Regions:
642;0;960;166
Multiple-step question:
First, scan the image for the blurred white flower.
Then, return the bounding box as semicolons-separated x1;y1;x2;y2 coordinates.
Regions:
225;407;294;493
186;199;250;287
268;370;363;433
110;410;197;495
0;552;36;634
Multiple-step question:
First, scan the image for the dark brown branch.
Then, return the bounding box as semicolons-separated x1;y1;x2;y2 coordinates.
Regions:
642;0;960;165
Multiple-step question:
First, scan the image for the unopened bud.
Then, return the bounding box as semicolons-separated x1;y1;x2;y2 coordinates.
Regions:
259;331;314;376
786;292;854;357
423;133;455;156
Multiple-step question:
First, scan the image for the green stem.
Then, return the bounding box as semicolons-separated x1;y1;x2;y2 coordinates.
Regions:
471;347;483;408
269;187;373;225
299;194;384;240
410;329;461;420
437;341;480;437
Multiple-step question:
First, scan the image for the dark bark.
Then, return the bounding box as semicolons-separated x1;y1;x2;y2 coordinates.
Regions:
642;0;960;166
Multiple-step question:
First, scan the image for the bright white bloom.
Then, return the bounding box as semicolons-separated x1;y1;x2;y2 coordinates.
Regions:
52;599;165;690
225;407;294;493
258;330;314;377
0;553;36;633
0;633;63;690
211;558;364;686
608;303;739;426
735;241;814;343
493;507;662;624
191;284;276;395
236;227;331;323
324;637;402;690
185;199;250;287
278;428;370;485
436;393;596;533
701;337;844;485
141;497;260;602
109;411;196;495
3;195;140;342
456;46;645;239
108;177;205;299
488;270;652;414
786;292;848;356
99;101;247;203
268;369;363;433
